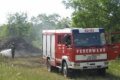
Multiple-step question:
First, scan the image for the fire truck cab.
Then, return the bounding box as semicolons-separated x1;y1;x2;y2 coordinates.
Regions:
42;28;119;77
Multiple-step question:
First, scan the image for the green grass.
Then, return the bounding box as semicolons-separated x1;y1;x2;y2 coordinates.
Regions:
0;57;68;80
0;56;120;80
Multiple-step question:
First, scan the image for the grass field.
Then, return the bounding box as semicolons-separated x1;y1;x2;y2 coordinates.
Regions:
0;56;120;80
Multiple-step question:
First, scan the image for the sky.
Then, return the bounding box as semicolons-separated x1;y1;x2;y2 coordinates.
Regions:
0;0;73;24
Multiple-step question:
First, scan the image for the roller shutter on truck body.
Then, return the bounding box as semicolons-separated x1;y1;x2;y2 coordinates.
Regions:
42;30;56;63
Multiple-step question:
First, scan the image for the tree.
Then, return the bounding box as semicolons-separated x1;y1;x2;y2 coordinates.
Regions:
0;24;9;37
31;13;60;40
31;13;60;29
7;12;34;41
63;0;120;32
56;17;72;29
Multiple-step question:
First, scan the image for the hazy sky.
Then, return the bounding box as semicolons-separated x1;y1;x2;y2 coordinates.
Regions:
0;0;73;24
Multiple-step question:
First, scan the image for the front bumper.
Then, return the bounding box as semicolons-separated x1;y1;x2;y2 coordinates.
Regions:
68;61;108;70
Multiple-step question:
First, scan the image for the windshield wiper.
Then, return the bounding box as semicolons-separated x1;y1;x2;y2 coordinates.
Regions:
89;45;103;47
75;46;89;48
75;45;103;48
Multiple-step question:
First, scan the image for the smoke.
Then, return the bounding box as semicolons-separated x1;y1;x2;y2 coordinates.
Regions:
0;49;12;57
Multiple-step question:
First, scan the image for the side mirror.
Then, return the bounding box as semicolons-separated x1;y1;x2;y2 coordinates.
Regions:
111;35;115;44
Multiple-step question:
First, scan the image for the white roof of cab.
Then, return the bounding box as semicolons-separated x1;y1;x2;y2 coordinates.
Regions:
42;28;104;33
42;28;73;33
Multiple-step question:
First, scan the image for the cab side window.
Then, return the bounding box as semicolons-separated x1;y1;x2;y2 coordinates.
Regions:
58;35;62;44
64;34;71;47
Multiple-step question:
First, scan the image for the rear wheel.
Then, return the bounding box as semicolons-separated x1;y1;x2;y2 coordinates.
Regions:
117;54;120;60
47;59;53;72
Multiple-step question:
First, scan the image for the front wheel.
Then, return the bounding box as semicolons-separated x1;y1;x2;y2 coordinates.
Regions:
63;62;70;77
97;68;106;76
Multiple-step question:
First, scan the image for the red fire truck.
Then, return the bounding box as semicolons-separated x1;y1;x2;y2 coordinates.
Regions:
42;28;120;77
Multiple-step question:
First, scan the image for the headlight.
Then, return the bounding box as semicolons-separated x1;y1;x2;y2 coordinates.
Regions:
104;61;108;65
74;63;80;66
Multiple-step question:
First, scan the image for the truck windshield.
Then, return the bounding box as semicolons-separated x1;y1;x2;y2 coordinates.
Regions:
74;33;106;47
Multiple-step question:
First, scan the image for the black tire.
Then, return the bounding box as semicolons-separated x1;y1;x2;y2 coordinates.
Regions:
47;59;53;72
116;54;120;60
97;68;106;76
63;62;70;77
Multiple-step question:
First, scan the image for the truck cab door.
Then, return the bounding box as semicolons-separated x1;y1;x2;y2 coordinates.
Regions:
56;35;63;61
64;34;73;56
107;33;120;60
108;44;120;60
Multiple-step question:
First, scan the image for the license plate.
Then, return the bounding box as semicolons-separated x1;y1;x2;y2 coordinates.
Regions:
88;66;97;69
87;55;97;60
